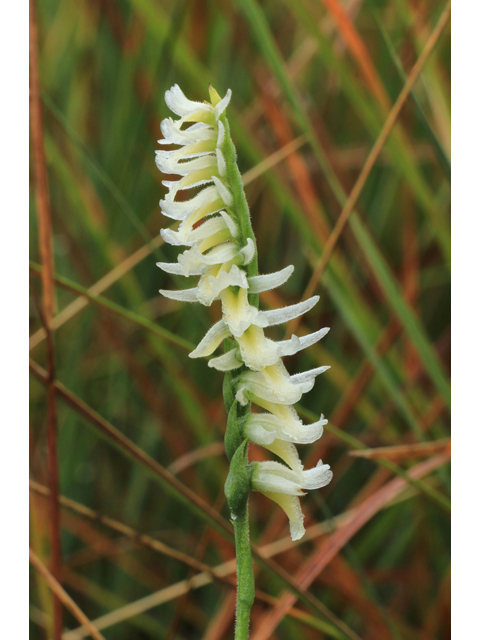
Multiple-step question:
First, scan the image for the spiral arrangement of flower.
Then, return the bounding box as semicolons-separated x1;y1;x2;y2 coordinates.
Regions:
156;84;332;638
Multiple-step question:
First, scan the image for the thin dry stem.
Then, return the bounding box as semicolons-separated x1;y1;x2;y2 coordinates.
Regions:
29;235;164;350
30;0;55;321
29;549;107;640
29;479;237;590
349;439;451;461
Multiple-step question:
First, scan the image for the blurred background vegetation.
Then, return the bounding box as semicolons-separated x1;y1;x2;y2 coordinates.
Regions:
29;0;451;638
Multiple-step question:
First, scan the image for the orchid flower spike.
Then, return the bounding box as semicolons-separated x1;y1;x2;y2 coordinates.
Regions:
157;84;332;542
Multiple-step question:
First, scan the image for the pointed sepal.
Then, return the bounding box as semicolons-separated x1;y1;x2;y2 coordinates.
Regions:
224;440;251;516
225;400;243;461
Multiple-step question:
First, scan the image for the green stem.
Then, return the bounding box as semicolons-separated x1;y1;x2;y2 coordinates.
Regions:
224;438;255;639
219;101;259;639
233;503;255;640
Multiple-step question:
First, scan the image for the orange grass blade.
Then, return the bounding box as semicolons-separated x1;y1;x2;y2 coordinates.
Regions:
321;0;391;111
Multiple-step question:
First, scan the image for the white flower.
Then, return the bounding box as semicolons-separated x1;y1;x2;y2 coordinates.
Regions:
251;460;332;540
235;361;330;406
235;325;330;372
164;85;215;123
156;84;332;541
252;459;333;495
159;120;216;146
243;408;327;445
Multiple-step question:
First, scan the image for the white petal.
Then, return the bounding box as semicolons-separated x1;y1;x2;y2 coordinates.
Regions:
194;242;239;266
217;120;225;148
220;287;260;338
167;141;216;162
162;174;217;198
264;440;303;473
160;227;187;247
156;261;202;276
259;295;319;327
235;386;249;406
156;152;217;177
215;88;232;119
193;263;245;306
220;211;238;237
243;415;278;445
277;334;301;358
189;320;231;358
253;459;332;494
237;373;302;406
255;474;302;495
239;361;315;405
211;176;233;206
166;215;230;248
216;148;226;176
240;238;255;265
159;198;189;221
202;242;240;264
248;265;294;294
208;349;243;371
160;185;221;221
251;461;304;496
159;287;199;302
293;418;326;444
302;461;333;490
160;119;215;145
177;245;209;275
194;265;221;305
244;410;326;445
176;198;226;237
277;327;330;358
290;366;330;385
261;492;305;541
236;325;280;371
165;84;213;118
191;215;230;243
207;264;248;297
196;227;237;255
155;150;188;174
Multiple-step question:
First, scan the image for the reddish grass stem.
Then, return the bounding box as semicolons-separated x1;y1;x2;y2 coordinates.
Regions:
29;1;62;635
29;0;55;320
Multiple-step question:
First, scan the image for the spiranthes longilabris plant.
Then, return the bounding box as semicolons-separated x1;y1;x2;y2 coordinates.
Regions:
156;84;332;639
